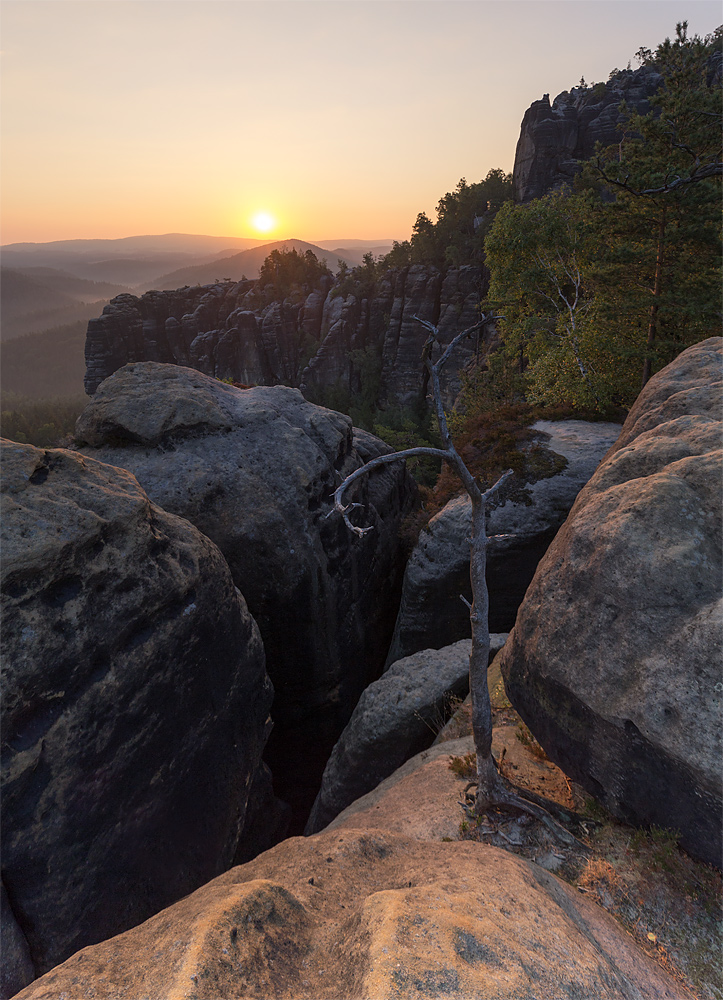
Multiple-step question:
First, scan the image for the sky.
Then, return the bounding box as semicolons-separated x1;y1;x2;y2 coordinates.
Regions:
1;0;720;245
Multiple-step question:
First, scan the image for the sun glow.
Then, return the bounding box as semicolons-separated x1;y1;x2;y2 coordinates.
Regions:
251;211;276;234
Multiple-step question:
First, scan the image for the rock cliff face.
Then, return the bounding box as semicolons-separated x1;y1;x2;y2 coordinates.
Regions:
512;64;662;202
500;338;723;865
84;265;490;409
1;440;273;978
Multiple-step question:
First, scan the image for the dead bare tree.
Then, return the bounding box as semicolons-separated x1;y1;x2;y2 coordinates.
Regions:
333;316;580;845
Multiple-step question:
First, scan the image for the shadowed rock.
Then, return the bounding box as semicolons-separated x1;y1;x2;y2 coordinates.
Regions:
75;364;415;726
500;338;723;865
1;440;272;977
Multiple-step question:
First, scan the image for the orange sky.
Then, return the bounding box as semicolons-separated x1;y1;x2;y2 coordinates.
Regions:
2;0;720;246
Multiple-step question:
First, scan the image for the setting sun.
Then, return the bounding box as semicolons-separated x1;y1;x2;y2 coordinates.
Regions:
251;211;276;235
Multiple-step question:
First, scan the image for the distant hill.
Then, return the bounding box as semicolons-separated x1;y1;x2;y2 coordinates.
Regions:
148;240;360;290
12;266;129;301
1;234;397;289
0;268;129;341
1;234;269;288
2;232;264;261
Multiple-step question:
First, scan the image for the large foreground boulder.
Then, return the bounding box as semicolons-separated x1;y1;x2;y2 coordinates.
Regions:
306;636;507;835
500;338;723;866
16;828;684;1000
1;440;272;979
75;363;415;725
387;419;621;663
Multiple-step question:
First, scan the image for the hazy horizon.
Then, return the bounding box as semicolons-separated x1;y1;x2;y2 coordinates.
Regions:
1;233;397;250
2;0;721;246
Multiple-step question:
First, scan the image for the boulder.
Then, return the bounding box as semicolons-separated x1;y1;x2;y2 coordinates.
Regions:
1;440;272;975
387;419;621;663
75;364;415;726
306;638;505;835
16;827;685;1000
500;338;723;865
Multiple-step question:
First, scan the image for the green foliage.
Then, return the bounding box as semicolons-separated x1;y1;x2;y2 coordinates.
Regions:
0;393;88;447
515;722;549;761
629;825;681;871
485;191;616;408
380;239;412;269
483;23;722;411
450;347;527;419
257;247;331;298
378;169;513;272
373;403;442;487
348;344;383;429
330;251;379;301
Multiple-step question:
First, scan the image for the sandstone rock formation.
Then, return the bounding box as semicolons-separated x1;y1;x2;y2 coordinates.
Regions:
500;338;723;865
1;440;272;978
84;265;490;410
387;419;621;664
75;364;415;727
1;881;34;999
513;64;662;202
306;638;503;835
16;826;685;1000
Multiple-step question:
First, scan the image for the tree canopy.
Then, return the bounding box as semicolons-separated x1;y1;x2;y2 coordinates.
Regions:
379;169;513;272
258;247;331;296
484;23;722;411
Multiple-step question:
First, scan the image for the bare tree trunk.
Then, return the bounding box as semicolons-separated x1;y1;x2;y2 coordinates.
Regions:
642;205;667;388
469;492;497;808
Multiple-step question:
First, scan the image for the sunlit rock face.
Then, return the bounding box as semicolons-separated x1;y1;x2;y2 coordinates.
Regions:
75;365;415;727
1;440;272;978
500;338;723;866
16;829;684;1000
512;64;662;202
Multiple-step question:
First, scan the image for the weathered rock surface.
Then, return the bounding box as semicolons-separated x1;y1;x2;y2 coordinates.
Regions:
1;440;272;976
387;419;622;664
17;825;685;1000
513;64;662;202
377;264;492;409
306;637;505;835
500;338;723;865
1;881;34;1000
84;265;490;410
75;364;415;726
